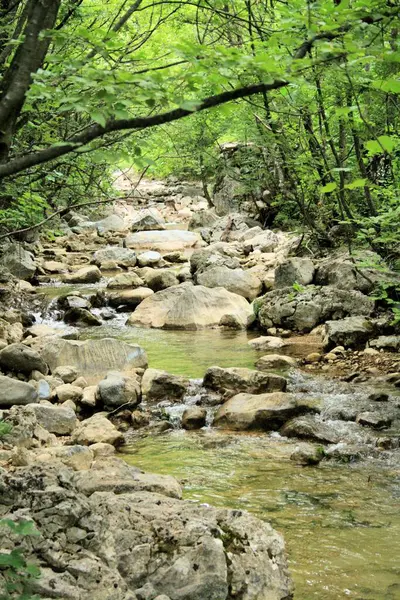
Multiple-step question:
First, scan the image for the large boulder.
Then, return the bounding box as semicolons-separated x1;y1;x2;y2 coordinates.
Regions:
127;282;252;330
203;367;287;396
141;368;189;402
64;307;102;327
274;258;315;289
0;463;293;600
281;414;371;445
63;265;101;284
28;403;77;435
197;266;262;301
41;338;147;380
323;317;375;350
0;243;36;280
0;343;48;375
213;392;319;431
71;414;124;446
107;272;144;289
93;246;137;267
108;287;154;308
315;252;395;293
257;285;374;332
97;372;141;409
182;406;207;429
125;230;201;253
0;375;37;407
96;214;126;235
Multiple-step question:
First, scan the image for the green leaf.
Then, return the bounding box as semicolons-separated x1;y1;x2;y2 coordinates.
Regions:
345;178;367;190
320;182;337;193
371;79;400;94
365;136;398;155
91;110;107;128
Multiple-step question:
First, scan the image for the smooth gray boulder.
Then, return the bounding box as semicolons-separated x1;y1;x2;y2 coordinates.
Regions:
0;375;37;407
141;368;189;402
137;250;162;266
97;372;141;408
203;366;287;395
197;266;262;301
97;214;126;235
213;392;320;431
63;265;101;284
93;246;137;267
323;317;374;350
29;403;77;435
127;283;252;330
274;257;315;288
1;243;36;280
0;343;48;375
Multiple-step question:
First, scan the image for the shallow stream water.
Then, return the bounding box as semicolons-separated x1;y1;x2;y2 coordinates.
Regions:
39;283;400;599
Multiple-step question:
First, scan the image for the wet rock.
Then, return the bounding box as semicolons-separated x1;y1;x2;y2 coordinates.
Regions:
64;265;102;284
137;250;162;267
64;307;102;326
182;406;207;430
203;366;287;396
281;415;372;444
97;371;141;409
257;285;374;333
29;403;77;435
197;266;262;301
93;246;137;267
324;442;365;462
0;342;48;375
108;287;154;308
53;365;79;384
147;271;180;291
368;392;389;402
41;338;147;378
58;293;91;310
256;354;297;370
127;283;252;330
275;258;315;289
71;414;124;446
213;392;319;431
0;375;37;406
141;368;189;402
125;229;201;252
369;335;400;352
0;243;36;280
107;272;144;289
323;317;374;350
356;411;393;429
290;443;324;465
248;336;287;350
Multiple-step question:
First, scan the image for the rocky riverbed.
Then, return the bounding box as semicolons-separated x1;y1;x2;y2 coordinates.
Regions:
0;175;400;599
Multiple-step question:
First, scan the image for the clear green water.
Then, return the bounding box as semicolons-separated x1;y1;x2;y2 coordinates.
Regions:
123;431;400;600
80;322;260;377
39;283;400;598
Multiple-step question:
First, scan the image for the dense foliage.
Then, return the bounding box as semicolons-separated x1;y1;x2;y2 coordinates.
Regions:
0;0;399;256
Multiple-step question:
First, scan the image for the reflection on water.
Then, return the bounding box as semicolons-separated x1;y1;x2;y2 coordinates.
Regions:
122;431;400;600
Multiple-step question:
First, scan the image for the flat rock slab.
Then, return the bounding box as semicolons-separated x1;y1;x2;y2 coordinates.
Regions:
0;375;37;407
125;230;202;252
41;338;147;382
